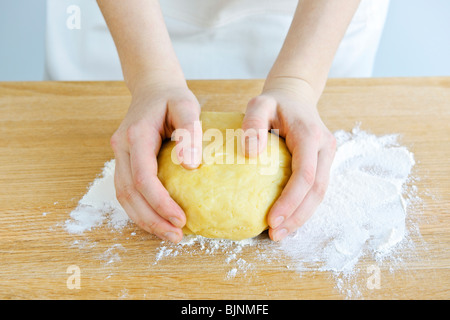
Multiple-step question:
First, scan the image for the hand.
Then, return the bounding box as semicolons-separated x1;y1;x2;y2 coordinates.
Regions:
241;77;336;241
110;81;202;243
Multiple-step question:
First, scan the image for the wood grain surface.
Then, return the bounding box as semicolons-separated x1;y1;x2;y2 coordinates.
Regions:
0;78;449;300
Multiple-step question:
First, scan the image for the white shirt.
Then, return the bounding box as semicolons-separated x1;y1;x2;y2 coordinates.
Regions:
45;0;390;81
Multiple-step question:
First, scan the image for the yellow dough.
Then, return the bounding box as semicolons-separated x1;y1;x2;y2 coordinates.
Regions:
157;112;292;240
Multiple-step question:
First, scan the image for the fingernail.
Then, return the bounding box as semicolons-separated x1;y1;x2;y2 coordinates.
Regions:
169;216;183;228
183;147;201;168
274;228;288;242
244;135;259;157
164;232;180;243
271;216;284;229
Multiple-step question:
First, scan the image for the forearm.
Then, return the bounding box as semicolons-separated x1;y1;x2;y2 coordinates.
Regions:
97;0;185;94
266;0;361;101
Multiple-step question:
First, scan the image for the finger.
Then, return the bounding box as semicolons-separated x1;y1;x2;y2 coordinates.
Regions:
169;98;203;169
127;124;186;229
241;96;276;157
267;130;319;229
270;142;336;241
114;152;183;243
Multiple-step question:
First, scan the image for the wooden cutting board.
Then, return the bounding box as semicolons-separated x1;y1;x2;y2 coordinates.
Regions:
0;78;449;299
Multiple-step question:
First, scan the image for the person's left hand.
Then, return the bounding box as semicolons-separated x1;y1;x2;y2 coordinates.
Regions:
241;77;336;241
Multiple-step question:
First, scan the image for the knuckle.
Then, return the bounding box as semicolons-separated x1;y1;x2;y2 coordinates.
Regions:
313;180;329;200
301;165;316;187
144;219;165;238
291;123;317;143
126;121;146;146
247;95;273;108
290;212;307;230
126;125;137;145
135;217;154;234
308;124;323;142
328;133;337;151
132;167;151;192
116;184;136;203
137;218;153;233
281;201;298;217
242;117;266;132
247;96;263;108
174;97;199;111
132;172;147;192
323;130;337;149
295;123;322;141
180;122;202;140
110;131;121;151
132;211;165;237
134;217;147;231
152;199;166;216
275;195;299;217
247;95;262;107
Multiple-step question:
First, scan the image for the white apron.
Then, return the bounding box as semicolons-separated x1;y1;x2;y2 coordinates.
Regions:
45;0;390;80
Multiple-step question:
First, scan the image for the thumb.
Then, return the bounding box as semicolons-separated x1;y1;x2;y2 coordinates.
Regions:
170;99;203;169
241;96;274;157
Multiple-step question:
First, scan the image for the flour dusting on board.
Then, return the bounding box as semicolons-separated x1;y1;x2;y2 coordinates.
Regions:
63;125;423;298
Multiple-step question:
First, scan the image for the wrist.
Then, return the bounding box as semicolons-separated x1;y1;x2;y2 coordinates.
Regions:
127;67;187;97
263;75;320;106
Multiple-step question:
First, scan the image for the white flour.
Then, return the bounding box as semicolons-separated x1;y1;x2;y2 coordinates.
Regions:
280;126;416;271
63;125;422;298
65;160;128;234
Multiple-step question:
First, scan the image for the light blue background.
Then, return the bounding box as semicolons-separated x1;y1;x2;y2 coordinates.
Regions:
1;0;449;80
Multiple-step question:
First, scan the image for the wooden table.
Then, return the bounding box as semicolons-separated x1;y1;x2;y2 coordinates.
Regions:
0;78;449;300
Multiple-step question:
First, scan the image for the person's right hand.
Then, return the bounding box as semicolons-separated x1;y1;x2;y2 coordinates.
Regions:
110;81;202;243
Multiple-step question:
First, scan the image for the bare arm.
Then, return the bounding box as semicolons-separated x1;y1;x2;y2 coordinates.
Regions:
242;0;361;241
97;0;202;243
98;0;361;242
267;0;361;99
97;0;185;93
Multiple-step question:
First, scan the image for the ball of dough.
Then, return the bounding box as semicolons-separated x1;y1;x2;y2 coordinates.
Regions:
157;112;292;240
